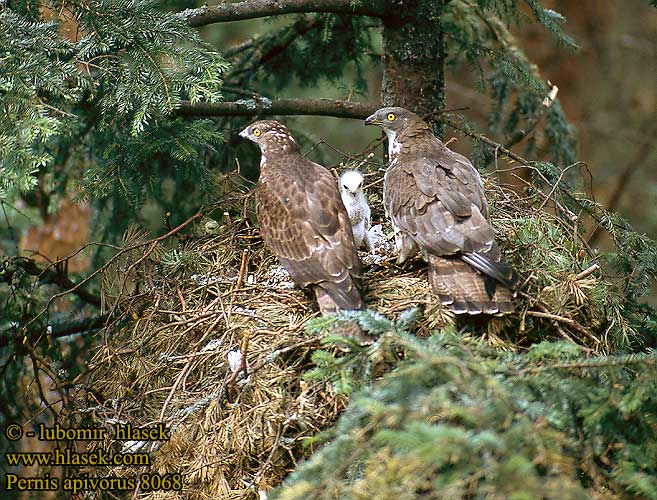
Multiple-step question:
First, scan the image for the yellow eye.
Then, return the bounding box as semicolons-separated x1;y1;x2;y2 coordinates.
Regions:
387;113;396;121
253;128;262;137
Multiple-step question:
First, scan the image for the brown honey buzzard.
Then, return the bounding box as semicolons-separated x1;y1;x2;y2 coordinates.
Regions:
240;120;364;315
366;107;515;314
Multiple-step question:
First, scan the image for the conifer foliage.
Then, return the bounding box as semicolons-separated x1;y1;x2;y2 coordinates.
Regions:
277;317;657;499
0;0;227;203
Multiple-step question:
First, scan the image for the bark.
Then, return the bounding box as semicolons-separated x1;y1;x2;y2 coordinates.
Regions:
0;315;107;349
183;0;448;132
176;98;379;119
186;0;384;26
4;257;100;307
380;0;446;135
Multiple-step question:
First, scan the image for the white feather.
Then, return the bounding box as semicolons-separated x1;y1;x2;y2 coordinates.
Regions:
385;129;402;160
339;170;373;250
227;349;244;373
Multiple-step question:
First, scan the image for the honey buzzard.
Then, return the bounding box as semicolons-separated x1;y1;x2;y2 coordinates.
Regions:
365;107;515;314
240;120;364;314
339;170;374;251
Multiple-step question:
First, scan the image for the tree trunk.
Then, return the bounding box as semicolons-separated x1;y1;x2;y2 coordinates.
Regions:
381;0;446;136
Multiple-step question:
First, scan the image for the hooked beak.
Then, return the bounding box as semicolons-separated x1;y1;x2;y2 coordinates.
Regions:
365;113;381;126
238;127;249;139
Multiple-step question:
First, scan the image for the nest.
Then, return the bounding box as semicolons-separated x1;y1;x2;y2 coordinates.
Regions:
67;166;622;499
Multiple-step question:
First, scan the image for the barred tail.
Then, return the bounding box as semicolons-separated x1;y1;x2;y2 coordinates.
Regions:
314;279;364;315
427;254;514;315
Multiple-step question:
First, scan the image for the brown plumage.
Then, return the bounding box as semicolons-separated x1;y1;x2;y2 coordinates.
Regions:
365;107;515;314
239;120;364;314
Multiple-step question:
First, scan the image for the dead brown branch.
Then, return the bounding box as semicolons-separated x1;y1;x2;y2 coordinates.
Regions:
24;209;204;332
3;256;100;306
185;0;384;27
176;98;378;120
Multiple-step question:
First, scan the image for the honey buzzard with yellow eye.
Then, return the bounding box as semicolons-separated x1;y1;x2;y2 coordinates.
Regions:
365;107;515;314
240;120;364;314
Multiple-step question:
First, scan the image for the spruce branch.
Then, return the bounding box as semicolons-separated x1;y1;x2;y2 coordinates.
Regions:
225;16;324;86
176;98;378;119
525;309;600;347
0;315;108;349
3;257;101;307
502;83;559;152
24;209;204;331
589;138;655;245
185;0;385;26
443;117;530;166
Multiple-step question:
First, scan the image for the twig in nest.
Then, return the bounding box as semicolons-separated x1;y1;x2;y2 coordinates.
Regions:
247;338;319;376
177;287;186;313
246;421;290;498
223;249;252;400
239;331;250;379
228;249;251;325
537;162;582;211
235;249;250;292
526;308;598;349
525;309;581;348
364;176;385;190
223;337;319;404
574;263;600;281
159;314;225;422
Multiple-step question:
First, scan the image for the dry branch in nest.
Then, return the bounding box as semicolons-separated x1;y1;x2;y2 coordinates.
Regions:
62;160;622;498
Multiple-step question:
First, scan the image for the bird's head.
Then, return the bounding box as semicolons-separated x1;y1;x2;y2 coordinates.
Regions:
339;170;365;196
364;107;420;135
239;120;299;155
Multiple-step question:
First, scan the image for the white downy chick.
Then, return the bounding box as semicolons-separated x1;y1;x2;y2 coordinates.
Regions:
339;170;373;251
